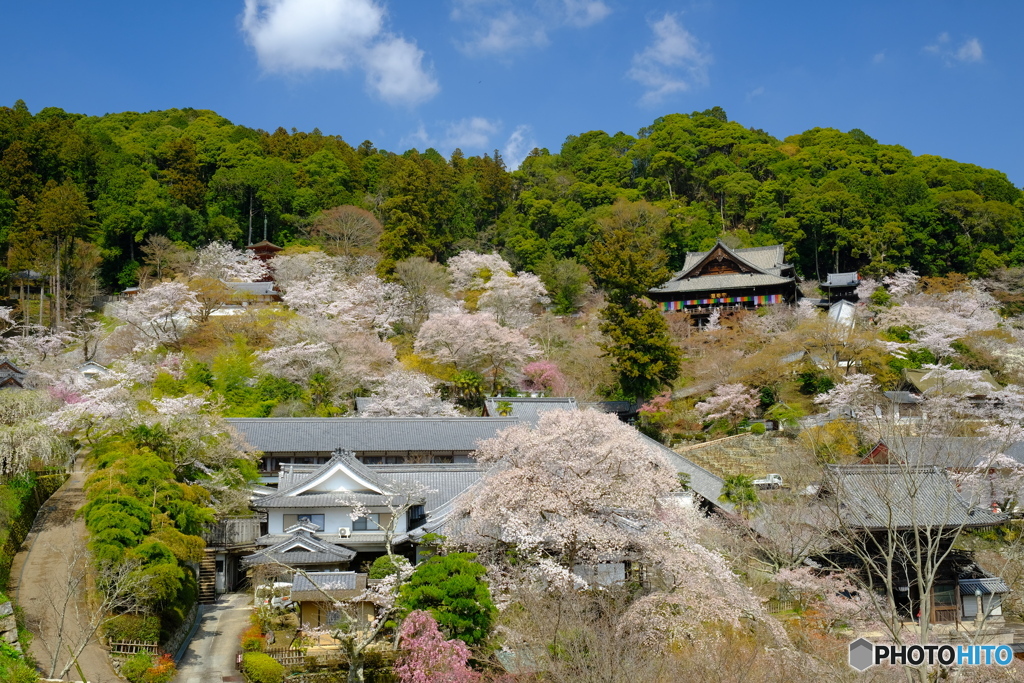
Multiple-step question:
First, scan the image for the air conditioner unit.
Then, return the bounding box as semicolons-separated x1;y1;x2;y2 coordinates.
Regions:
338;528;351;538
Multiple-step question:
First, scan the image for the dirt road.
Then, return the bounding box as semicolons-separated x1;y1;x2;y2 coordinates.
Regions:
9;464;123;683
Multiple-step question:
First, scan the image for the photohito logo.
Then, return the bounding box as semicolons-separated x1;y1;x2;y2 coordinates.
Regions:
848;637;1013;671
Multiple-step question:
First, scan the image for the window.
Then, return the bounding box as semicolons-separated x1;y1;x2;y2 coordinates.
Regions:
933;585;957;607
352;513;379;531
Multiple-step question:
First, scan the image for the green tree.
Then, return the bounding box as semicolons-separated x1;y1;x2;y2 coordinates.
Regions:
396;552;496;645
718;474;759;518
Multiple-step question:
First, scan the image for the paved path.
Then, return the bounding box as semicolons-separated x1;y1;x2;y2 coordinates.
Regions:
173;592;251;683
10;463;123;682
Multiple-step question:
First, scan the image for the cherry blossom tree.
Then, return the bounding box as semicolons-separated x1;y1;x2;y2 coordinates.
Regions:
282;271;408;337
394;611;480;683
360;370;460;417
454;409;679;577
446;251;511;292
415;312;537;393
882;267;920;300
693;383;759;427
109;281;200;352
477;271;549;329
188;241;268;282
0;390;72;478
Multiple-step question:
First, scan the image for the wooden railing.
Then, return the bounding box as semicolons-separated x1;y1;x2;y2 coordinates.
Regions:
766;598;797;614
203;516;261;546
109;640;160;657
933;606;959;624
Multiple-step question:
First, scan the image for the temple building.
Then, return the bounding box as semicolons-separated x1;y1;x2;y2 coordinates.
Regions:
649;242;798;321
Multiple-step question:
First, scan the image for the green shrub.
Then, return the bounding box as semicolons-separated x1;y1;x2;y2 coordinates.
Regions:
104;614;161;643
241;624;265;652
750;422;766;435
120;652;154;683
242;652;285;683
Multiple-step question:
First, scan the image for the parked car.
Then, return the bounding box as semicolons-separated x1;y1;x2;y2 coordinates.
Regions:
255;581;294;610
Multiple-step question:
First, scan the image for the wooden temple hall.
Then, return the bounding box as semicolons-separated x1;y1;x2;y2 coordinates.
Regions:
649;242;798;323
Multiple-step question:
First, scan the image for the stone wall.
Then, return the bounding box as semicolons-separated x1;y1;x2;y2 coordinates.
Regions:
0;601;21;653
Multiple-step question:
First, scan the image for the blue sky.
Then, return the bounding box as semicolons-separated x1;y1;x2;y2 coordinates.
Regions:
3;1;1023;184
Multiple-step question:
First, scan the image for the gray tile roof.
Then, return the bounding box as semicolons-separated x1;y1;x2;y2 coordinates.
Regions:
883;437;1024;469
680;243;787;275
824;272;859;287
651;272;794;295
637;433;729;512
883;391;922;405
824;465;1006;530
226;417;521;453
374;465;484;514
257;532;399;547
224;281;278;296
243;527;357;567
293;571;360;592
483;397;578;424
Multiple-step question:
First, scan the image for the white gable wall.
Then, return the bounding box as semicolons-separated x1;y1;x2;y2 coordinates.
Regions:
268;508;407;535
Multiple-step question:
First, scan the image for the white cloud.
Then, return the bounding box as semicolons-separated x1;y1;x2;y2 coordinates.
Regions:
872;50;886;64
628;13;711;106
745;86;764;102
241;0;439;105
451;0;610;56
402;117;503;152
502;125;538;170
956;37;983;63
364;37;440;105
924;32;983;66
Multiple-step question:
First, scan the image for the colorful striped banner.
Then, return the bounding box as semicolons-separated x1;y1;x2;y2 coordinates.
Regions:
660;294;783;311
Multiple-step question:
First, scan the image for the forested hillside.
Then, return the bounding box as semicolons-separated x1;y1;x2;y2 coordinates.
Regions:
1;100;1021;295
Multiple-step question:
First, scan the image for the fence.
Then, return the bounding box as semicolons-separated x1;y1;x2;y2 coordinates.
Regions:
238;647;349;669
109;640;160;657
204;516;262;546
765;598;797;614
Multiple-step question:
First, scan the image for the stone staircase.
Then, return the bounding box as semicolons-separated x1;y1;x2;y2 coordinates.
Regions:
674;433;792;479
198;551;217;604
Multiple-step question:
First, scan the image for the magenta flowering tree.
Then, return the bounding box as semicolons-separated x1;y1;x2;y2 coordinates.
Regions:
520;360;566;396
394;611;480;683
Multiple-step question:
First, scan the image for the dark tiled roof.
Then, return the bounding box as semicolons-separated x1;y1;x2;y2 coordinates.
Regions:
483;397;578;424
824;465;1006;529
824;272;859;287
883;391;922;405
959;577;1010;595
226;417;520;453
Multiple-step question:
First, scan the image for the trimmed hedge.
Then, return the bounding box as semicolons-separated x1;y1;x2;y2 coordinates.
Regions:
104;614;161;643
0;473;67;591
242;652;285;683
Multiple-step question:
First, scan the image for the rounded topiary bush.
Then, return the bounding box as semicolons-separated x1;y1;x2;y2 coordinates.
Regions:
750;422;766;435
242;652;285;683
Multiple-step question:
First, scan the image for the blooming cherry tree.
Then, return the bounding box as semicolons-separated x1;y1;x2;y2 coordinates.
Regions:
188;241;269;282
415;312;537;392
361;370;460;417
694;383;759;427
446;251;511;292
455;409;679;577
109;282;200;352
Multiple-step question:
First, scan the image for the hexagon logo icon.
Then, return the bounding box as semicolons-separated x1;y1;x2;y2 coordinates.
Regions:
849;638;874;671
